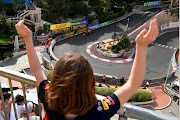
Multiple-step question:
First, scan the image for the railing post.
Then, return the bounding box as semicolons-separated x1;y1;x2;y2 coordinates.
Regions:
37;87;42;120
0;82;8;119
22;83;30;120
9;79;18;120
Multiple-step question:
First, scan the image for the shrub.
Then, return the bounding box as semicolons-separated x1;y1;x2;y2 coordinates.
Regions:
44;23;51;32
47;69;53;81
98;83;102;87
126;6;133;13
111;44;122;53
86;15;97;23
36;30;44;36
6;4;16;16
128;89;152;102
95;86;118;96
2;51;13;59
72;1;89;15
137;93;151;102
94;6;103;15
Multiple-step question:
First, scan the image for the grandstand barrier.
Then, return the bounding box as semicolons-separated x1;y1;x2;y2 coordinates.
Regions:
161;22;179;31
0;67;179;120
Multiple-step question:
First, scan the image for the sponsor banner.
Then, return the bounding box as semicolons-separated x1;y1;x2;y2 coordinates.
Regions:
100;21;110;27
77;28;88;34
71;20;88;26
143;1;160;7
50;22;71;30
51;24;87;34
88;24;100;30
71;24;87;31
51;27;71;34
63;31;75;38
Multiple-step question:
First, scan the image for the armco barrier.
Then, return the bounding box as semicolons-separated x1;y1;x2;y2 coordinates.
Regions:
161;22;179;31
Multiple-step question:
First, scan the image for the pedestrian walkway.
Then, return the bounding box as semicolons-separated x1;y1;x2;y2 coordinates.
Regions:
95;81;171;110
148;86;171;109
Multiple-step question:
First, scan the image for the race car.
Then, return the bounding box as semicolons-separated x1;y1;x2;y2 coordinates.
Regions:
142;11;150;15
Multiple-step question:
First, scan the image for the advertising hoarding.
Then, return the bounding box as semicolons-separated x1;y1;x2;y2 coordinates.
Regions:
71;24;87;31
71;20;88;26
143;1;160;7
77;28;88;34
51;24;87;34
50;22;71;30
88;24;100;30
100;21;110;27
63;31;75;38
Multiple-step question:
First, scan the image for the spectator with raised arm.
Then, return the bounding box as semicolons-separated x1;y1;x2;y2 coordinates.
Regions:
15;19;159;120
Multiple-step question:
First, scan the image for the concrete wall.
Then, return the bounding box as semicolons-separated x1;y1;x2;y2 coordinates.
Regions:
128;10;179;40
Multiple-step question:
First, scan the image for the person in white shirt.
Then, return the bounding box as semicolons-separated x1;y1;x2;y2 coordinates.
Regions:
10;95;24;120
18;102;40;120
146;81;150;88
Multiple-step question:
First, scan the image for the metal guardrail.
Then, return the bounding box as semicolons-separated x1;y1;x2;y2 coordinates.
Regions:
0;67;41;120
0;67;179;120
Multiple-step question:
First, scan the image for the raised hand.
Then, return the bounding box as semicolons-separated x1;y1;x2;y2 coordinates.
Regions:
135;19;159;48
15;20;32;41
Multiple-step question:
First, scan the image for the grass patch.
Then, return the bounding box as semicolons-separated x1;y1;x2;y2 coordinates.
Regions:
0;30;11;43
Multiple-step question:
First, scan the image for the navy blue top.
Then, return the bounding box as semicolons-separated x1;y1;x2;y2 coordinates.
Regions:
38;80;120;120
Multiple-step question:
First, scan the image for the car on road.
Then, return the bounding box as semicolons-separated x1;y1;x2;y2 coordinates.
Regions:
142;11;150;15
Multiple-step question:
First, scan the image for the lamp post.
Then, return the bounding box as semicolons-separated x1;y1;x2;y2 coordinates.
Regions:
127;18;129;33
142;1;144;25
114;6;118;34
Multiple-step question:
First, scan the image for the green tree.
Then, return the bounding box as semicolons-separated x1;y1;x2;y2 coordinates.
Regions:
72;1;89;15
166;8;179;18
0;14;6;29
120;33;130;50
6;4;16;16
89;0;103;6
0;0;5;13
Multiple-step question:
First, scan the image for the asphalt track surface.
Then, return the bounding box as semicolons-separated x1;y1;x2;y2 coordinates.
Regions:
53;8;179;79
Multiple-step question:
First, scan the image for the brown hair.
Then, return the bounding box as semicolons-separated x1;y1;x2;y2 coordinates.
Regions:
46;52;97;116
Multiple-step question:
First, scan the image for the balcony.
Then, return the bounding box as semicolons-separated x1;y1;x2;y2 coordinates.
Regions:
0;67;179;120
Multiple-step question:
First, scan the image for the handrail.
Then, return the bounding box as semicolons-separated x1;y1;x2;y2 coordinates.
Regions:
0;67;179;120
0;67;37;87
96;95;179;120
118;104;179;120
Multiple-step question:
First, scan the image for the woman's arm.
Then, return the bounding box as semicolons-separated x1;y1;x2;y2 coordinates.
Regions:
114;19;159;107
15;20;47;85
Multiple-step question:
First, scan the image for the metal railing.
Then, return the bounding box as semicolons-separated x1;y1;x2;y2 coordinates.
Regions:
0;67;179;120
0;67;41;120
